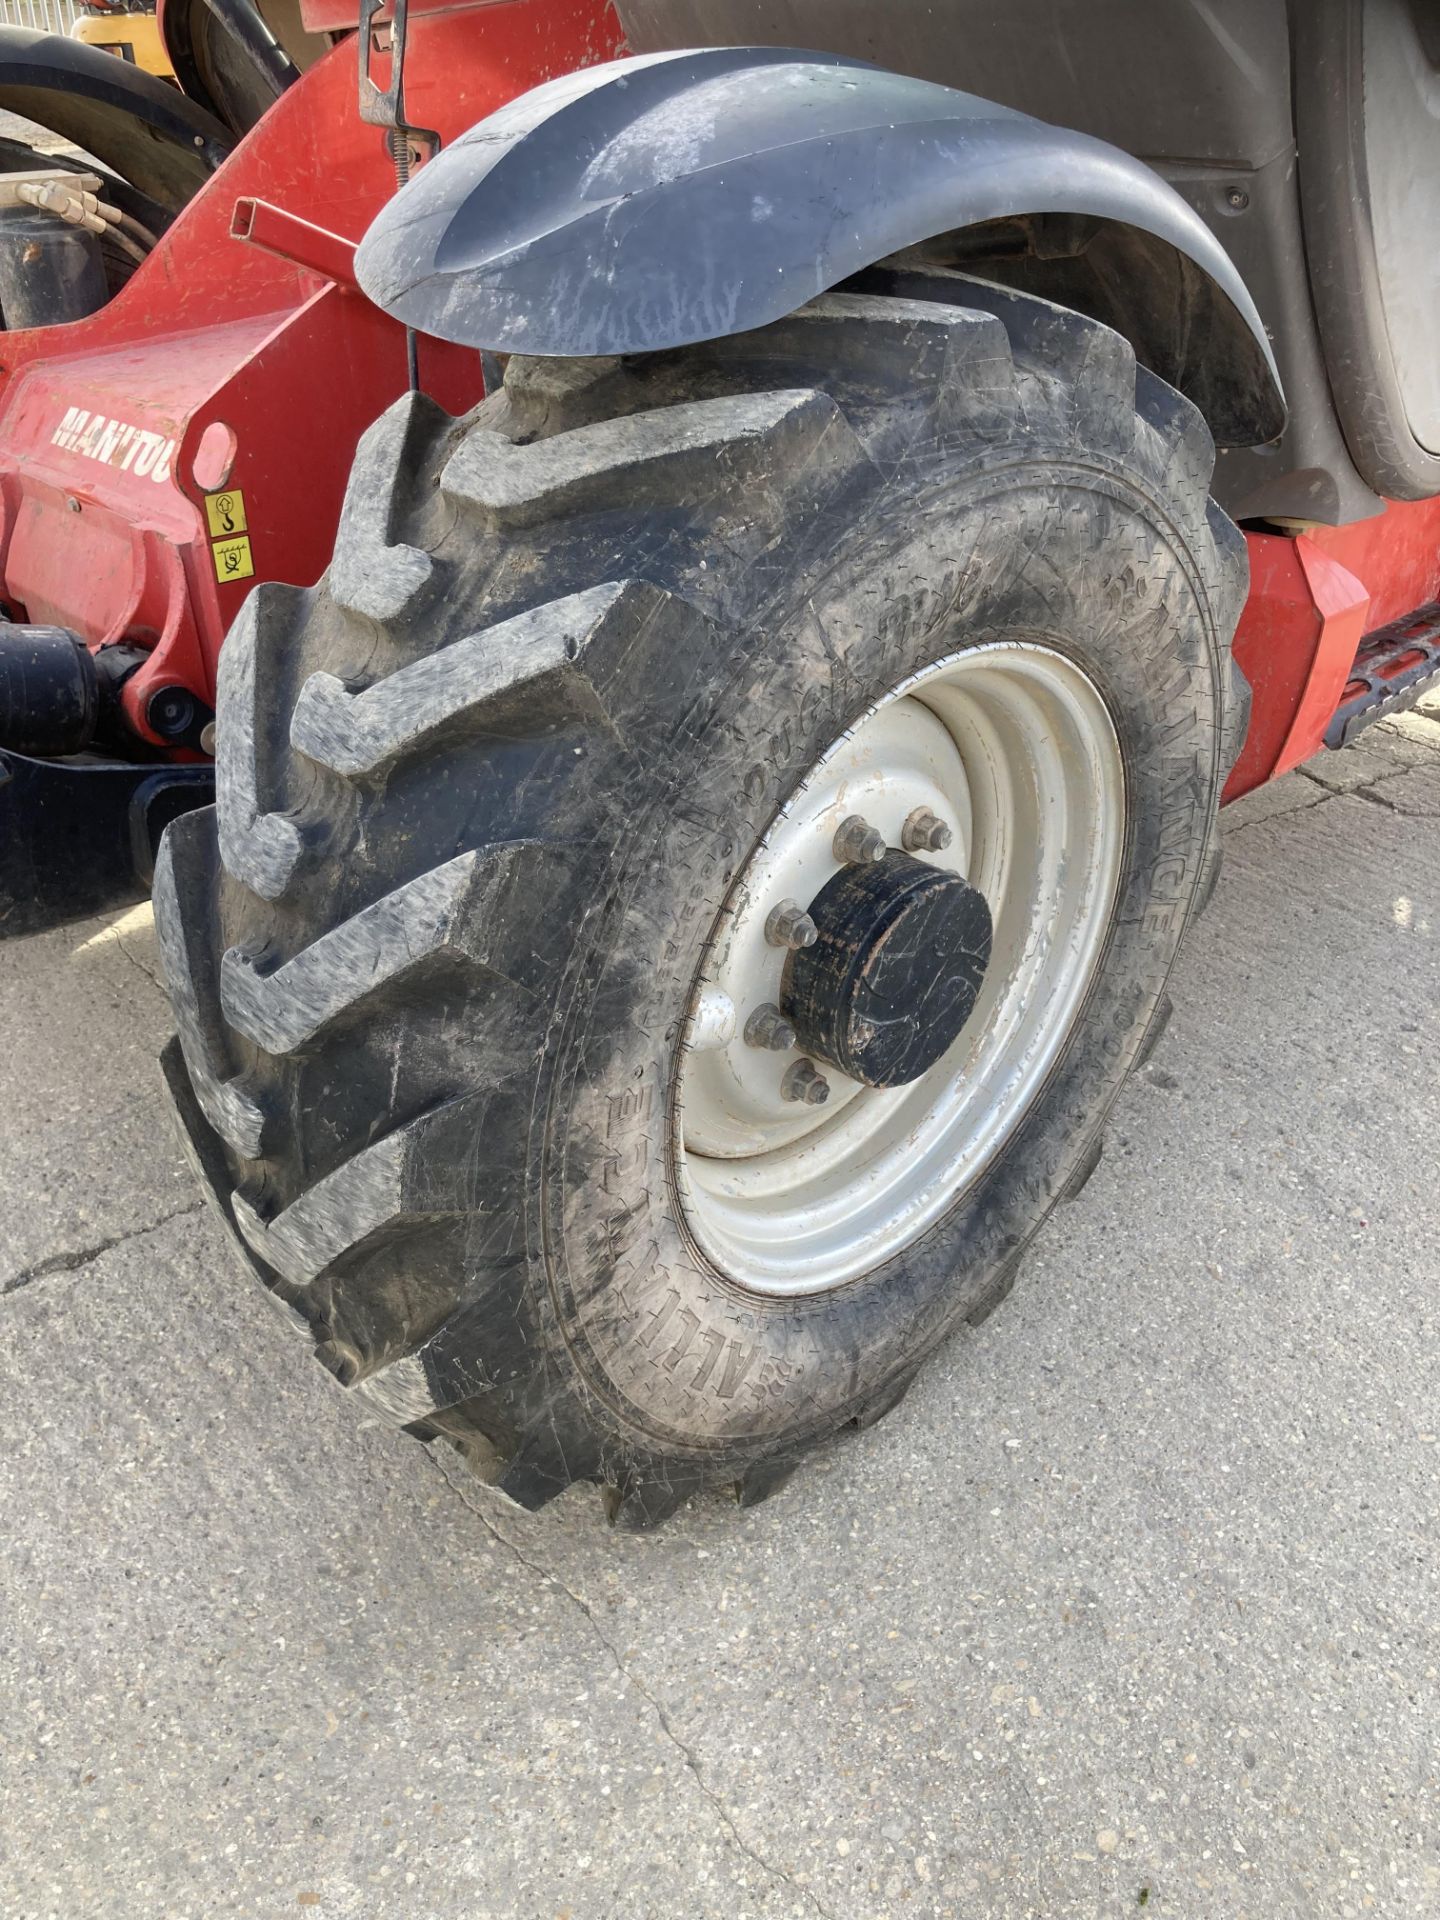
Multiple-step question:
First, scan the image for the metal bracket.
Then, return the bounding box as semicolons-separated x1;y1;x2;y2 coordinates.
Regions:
356;0;436;390
358;0;438;163
357;0;408;132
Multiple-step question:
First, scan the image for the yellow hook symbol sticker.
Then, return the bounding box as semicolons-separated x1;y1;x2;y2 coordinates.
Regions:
204;488;248;538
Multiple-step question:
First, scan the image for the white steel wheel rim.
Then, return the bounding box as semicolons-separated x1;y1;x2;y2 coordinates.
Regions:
673;642;1126;1296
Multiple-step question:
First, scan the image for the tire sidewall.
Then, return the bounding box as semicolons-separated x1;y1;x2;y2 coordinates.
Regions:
539;458;1221;1454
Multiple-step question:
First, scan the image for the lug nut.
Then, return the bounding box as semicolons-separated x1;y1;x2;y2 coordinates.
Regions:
744;1002;796;1051
781;1058;831;1105
901;806;953;853
765;898;818;949
833;814;886;865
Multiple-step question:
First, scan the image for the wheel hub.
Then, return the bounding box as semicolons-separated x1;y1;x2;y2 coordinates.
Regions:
674;641;1125;1296
782;851;993;1088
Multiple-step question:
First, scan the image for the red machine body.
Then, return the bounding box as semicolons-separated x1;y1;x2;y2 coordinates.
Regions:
0;0;622;746
1227;495;1440;798
0;0;1433;790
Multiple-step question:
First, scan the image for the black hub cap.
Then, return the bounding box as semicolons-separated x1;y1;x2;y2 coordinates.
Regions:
781;851;993;1089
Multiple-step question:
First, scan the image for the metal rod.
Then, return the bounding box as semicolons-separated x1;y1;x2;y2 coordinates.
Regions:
230;197;359;289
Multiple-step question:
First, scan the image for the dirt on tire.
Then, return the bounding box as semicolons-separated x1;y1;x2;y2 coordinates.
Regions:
157;273;1249;1526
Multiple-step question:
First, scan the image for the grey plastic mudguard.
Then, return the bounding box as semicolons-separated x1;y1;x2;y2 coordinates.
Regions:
356;46;1284;446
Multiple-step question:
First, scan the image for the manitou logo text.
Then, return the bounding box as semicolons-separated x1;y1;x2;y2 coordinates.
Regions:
50;407;176;483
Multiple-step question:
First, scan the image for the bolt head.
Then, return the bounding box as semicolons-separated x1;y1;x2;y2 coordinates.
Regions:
744;1002;796;1052
199;720;217;757
901;807;953;854
765;899;818;949
833;815;886;865
147;687;198;740
781;1058;831;1105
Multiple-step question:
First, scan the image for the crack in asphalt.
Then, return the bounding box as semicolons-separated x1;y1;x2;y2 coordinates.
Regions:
428;1448;836;1920
112;927;167;997
1350;785;1402;811
1224;741;1437;838
1222;795;1329;837
2;1202;207;1297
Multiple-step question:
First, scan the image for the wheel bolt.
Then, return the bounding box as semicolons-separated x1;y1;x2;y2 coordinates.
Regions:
833;814;886;865
765;898;818;949
744;1002;796;1051
781;1058;831;1105
901;806;953;853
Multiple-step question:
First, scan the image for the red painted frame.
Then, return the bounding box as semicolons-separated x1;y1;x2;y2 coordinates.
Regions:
1227;496;1440;798
0;0;1434;791
0;0;623;744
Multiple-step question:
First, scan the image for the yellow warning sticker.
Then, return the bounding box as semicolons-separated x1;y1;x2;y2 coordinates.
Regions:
212;534;255;583
204;488;248;538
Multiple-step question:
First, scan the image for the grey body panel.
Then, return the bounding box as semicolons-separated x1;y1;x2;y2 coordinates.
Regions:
616;0;1440;520
1364;2;1440;453
1296;0;1440;498
355;47;1284;449
618;0;1297;165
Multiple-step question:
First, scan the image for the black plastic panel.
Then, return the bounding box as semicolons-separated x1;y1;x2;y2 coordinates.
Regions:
0;752;214;940
614;0;1406;523
617;0;1295;168
0;26;229;211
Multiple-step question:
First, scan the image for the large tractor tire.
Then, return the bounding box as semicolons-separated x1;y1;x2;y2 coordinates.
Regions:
156;273;1249;1526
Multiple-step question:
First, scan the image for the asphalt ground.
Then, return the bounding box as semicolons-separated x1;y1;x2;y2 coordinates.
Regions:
3;711;1439;1919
